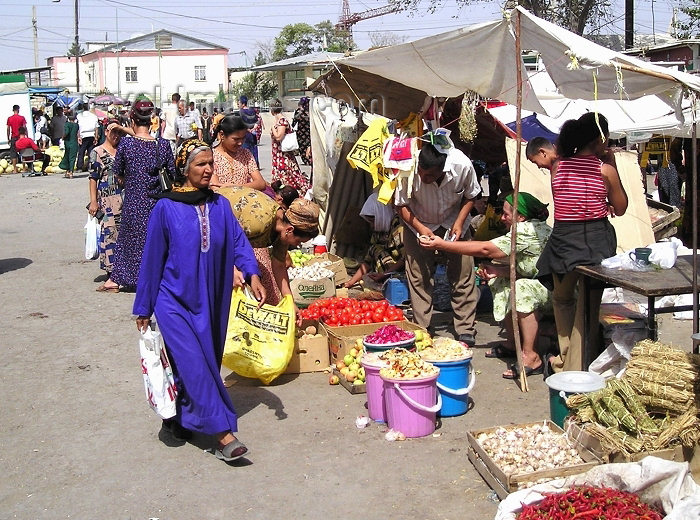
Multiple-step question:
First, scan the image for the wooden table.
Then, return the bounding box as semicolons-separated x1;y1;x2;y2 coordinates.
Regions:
575;255;699;367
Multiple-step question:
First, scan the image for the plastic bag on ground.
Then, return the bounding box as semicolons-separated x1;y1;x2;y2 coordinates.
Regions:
495;457;700;520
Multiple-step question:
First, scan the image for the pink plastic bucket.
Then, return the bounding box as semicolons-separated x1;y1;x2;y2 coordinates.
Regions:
361;359;386;422
381;372;441;438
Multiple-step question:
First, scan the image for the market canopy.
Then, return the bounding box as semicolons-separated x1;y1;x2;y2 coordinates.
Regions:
328;6;700;117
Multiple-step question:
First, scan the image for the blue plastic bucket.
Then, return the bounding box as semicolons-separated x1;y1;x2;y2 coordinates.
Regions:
431;358;475;417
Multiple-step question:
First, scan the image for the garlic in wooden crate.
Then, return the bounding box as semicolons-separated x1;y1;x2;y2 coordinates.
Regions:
475;422;584;476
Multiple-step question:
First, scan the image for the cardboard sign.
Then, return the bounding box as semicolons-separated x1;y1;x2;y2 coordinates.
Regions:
290;277;336;307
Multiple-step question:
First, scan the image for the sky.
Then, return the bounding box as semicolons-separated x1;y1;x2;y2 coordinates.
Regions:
0;0;682;71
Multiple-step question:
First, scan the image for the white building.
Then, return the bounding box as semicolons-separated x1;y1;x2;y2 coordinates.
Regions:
47;30;229;106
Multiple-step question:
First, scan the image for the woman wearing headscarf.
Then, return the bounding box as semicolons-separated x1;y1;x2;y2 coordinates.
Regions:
292;97;311;166
217;186;320;311
421;192;553;379
134;138;265;462
269;98;311;195
58;109;79;178
344;192;405;288
536;113;627;374
88;120;126;285
103;100;175;292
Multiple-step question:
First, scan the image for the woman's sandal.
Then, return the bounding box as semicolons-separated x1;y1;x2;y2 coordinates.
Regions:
485;344;516;359
502;362;544;380
215;439;248;462
96;284;120;293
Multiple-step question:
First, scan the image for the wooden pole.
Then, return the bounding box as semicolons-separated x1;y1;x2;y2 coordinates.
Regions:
693;117;698;353
511;10;528;392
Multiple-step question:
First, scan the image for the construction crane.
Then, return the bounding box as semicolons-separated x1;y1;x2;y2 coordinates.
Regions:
336;0;402;45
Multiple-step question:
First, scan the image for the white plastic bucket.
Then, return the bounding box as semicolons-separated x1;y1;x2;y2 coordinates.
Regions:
545;371;605;427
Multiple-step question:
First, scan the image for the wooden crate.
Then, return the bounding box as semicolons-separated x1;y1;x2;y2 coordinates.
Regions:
466;420;602;500
332;368;366;394
565;419;686;464
648;199;680;240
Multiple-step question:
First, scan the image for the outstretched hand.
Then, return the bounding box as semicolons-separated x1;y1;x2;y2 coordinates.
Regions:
419;235;444;251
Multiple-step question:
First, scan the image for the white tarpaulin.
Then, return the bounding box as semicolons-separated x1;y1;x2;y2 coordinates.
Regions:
336;7;700;121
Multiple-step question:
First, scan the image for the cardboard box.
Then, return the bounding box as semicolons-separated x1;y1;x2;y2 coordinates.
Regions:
466;420;602;500
322;320;427;364
565;419;686;463
290;277;336;307
305;253;350;285
284;334;329;374
332;367;366;394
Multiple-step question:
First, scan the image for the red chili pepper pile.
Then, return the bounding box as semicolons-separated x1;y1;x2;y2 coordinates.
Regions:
517;485;663;520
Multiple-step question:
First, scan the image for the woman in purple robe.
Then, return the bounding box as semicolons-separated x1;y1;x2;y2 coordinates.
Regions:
134;138;266;463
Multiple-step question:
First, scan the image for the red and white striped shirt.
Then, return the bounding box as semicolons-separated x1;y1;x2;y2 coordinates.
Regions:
552;155;608;221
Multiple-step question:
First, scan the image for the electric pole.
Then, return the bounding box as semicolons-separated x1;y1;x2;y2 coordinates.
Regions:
32;6;39;67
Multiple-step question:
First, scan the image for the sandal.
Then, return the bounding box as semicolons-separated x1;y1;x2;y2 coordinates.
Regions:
502;362;544;380
96;284;120;293
485;344;515;359
215;438;248;462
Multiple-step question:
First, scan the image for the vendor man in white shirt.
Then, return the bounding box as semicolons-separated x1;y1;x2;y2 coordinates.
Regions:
394;133;481;346
76;103;99;172
175;100;202;147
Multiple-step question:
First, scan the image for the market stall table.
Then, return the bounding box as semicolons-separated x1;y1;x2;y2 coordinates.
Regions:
576;255;699;368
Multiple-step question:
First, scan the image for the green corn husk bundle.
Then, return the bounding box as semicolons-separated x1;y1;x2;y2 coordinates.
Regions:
582;422;629;455
600;388;638;433
608;379;659;434
576;405;597;423
610;429;647;452
588;389;620;429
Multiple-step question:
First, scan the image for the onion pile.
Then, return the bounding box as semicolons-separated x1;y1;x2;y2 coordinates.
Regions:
364;325;415;345
475;423;584;476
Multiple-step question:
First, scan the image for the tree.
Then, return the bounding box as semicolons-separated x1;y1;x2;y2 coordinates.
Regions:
67;42;85;57
386;0;612;36
271;21;354;62
273;23;317;61
231;71;277;105
677;1;700;38
369;31;408;48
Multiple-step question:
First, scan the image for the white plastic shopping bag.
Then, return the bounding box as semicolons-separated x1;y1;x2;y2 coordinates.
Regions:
139;328;177;419
84;215;100;260
281;130;299;152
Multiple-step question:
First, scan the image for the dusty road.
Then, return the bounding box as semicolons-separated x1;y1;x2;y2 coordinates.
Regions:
0;133;693;519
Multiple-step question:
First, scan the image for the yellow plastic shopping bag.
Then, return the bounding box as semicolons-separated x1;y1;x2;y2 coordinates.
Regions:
223;288;295;384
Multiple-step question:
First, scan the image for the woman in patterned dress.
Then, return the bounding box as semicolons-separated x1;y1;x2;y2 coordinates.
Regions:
210;115;265;190
420;192;552;379
292;97;312;166
101;100;175;292
269;98;311;195
88;120;125;287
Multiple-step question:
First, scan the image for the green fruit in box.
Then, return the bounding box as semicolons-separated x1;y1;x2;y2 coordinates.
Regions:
343;354;354;366
352;379;364;386
348;362;360;373
357;367;365;380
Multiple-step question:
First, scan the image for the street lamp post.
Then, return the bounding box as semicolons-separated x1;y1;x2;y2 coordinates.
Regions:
53;0;80;93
